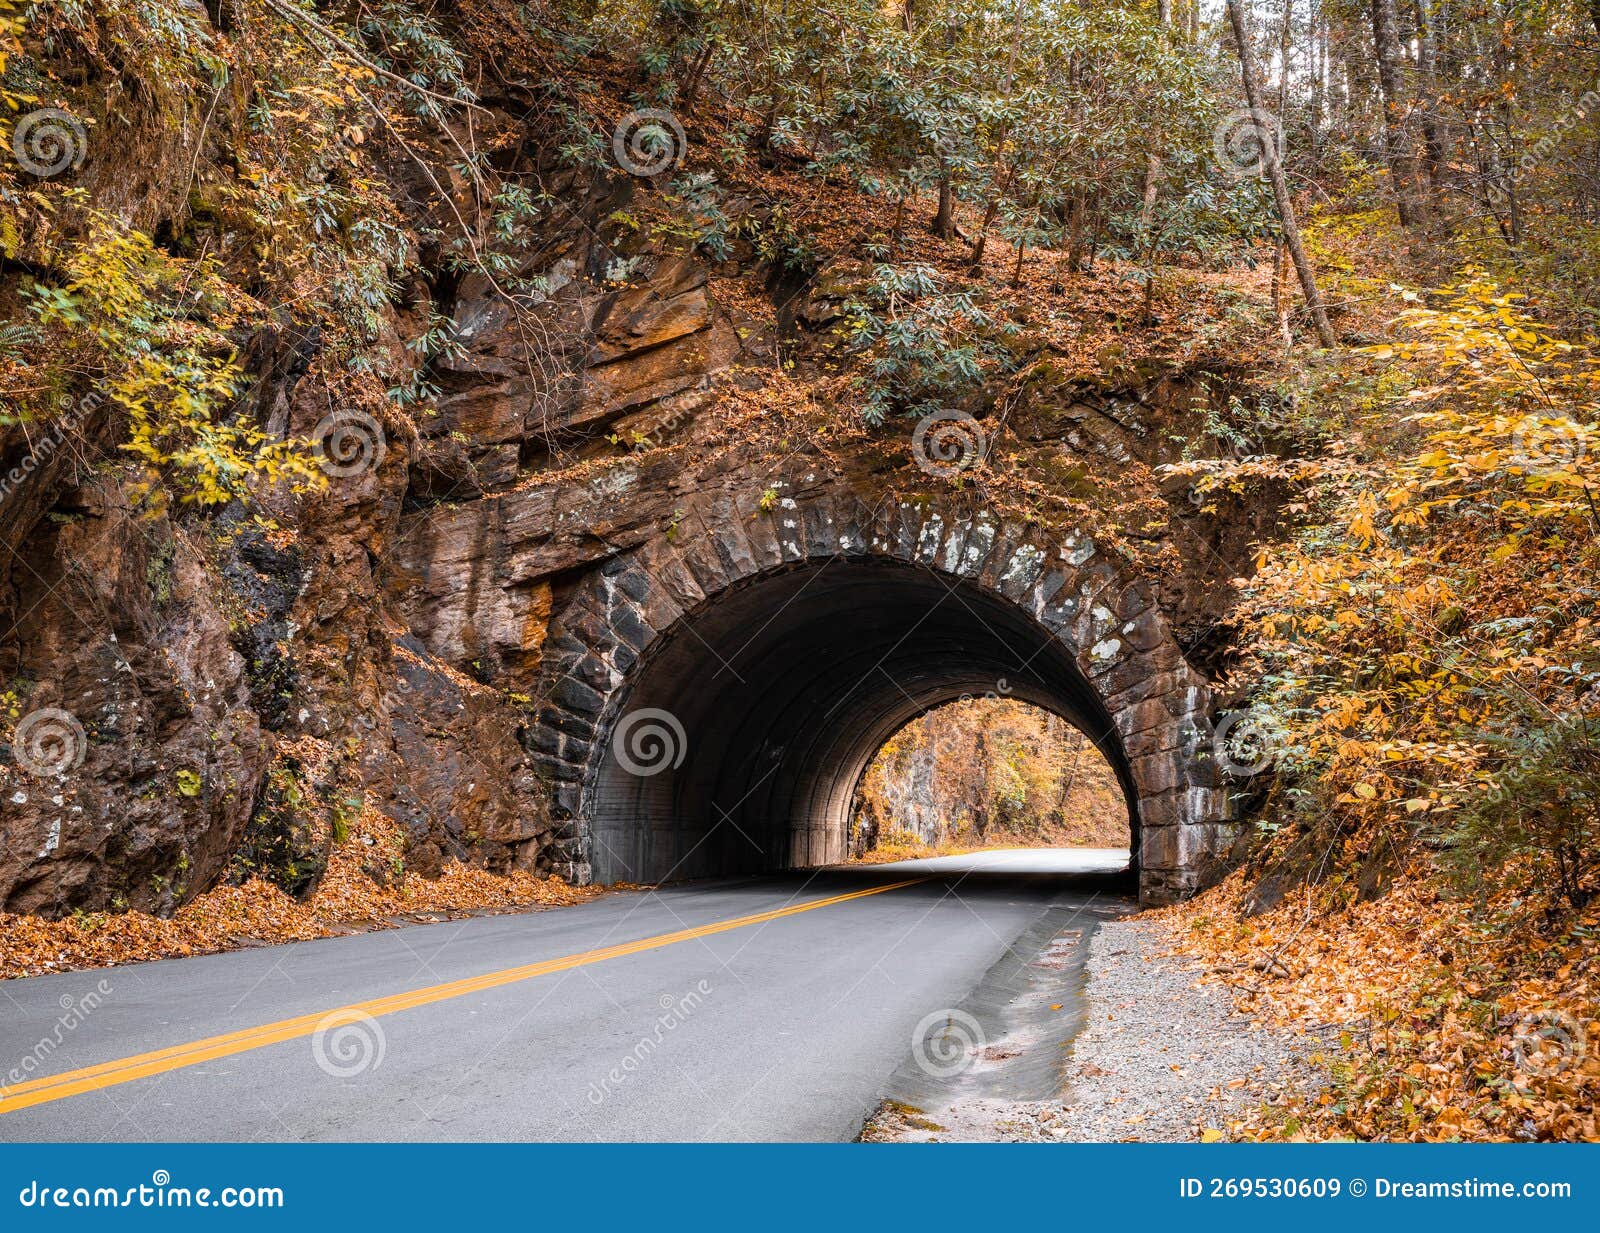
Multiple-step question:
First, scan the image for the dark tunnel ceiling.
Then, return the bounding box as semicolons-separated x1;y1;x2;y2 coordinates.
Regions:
586;561;1138;884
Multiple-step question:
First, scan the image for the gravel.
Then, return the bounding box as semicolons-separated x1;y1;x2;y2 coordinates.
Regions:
862;913;1326;1142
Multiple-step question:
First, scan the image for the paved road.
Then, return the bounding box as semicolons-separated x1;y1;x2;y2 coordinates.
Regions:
0;851;1131;1142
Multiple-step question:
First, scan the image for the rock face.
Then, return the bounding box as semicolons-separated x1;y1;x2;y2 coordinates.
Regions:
0;88;1268;915
0;479;269;914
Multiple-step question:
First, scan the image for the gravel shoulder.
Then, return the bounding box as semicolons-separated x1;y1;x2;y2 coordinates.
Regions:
862;912;1325;1142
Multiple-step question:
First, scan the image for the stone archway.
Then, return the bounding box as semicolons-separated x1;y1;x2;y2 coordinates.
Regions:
529;487;1231;905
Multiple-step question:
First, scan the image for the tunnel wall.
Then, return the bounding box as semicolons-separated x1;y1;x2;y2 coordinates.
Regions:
528;486;1234;905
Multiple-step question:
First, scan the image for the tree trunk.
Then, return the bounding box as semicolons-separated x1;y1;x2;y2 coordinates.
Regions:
931;177;956;237
1414;0;1446;192
1226;0;1338;348
1276;0;1294;154
1139;0;1174;235
1139;153;1161;233
1278;0;1293;112
1489;28;1524;249
1064;192;1087;272
1272;239;1292;349
682;44;716;111
967;187;1003;272
1052;731;1085;829
1369;0;1424;225
965;0;1025;269
1308;2;1323;154
1086;186;1104;268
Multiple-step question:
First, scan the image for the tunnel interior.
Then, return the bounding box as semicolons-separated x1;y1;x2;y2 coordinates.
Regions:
586;561;1139;884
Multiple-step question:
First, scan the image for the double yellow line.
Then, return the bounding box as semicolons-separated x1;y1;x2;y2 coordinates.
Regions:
0;877;924;1116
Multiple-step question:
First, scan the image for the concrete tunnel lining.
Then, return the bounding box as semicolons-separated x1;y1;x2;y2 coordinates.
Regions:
585;560;1139;884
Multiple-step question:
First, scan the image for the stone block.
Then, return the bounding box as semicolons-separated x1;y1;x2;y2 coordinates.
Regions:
551;674;605;715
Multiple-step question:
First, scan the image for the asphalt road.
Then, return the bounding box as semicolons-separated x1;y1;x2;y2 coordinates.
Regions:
0;850;1131;1142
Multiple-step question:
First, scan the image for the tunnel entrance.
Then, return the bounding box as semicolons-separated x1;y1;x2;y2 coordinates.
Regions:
585;561;1139;885
848;696;1132;861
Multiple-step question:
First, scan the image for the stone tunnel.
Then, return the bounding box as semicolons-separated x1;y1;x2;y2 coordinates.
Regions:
526;487;1234;906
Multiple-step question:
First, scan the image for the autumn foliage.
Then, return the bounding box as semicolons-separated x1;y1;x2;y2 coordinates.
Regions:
850;698;1130;858
1179;267;1600;1141
0;806;602;981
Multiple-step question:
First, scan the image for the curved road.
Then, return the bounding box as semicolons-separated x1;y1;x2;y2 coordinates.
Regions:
0;850;1130;1141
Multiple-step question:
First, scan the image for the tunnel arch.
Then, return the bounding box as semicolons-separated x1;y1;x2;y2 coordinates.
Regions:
587;561;1141;883
530;488;1232;904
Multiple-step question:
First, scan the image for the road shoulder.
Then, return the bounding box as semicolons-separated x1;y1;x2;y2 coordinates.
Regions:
861;913;1326;1142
